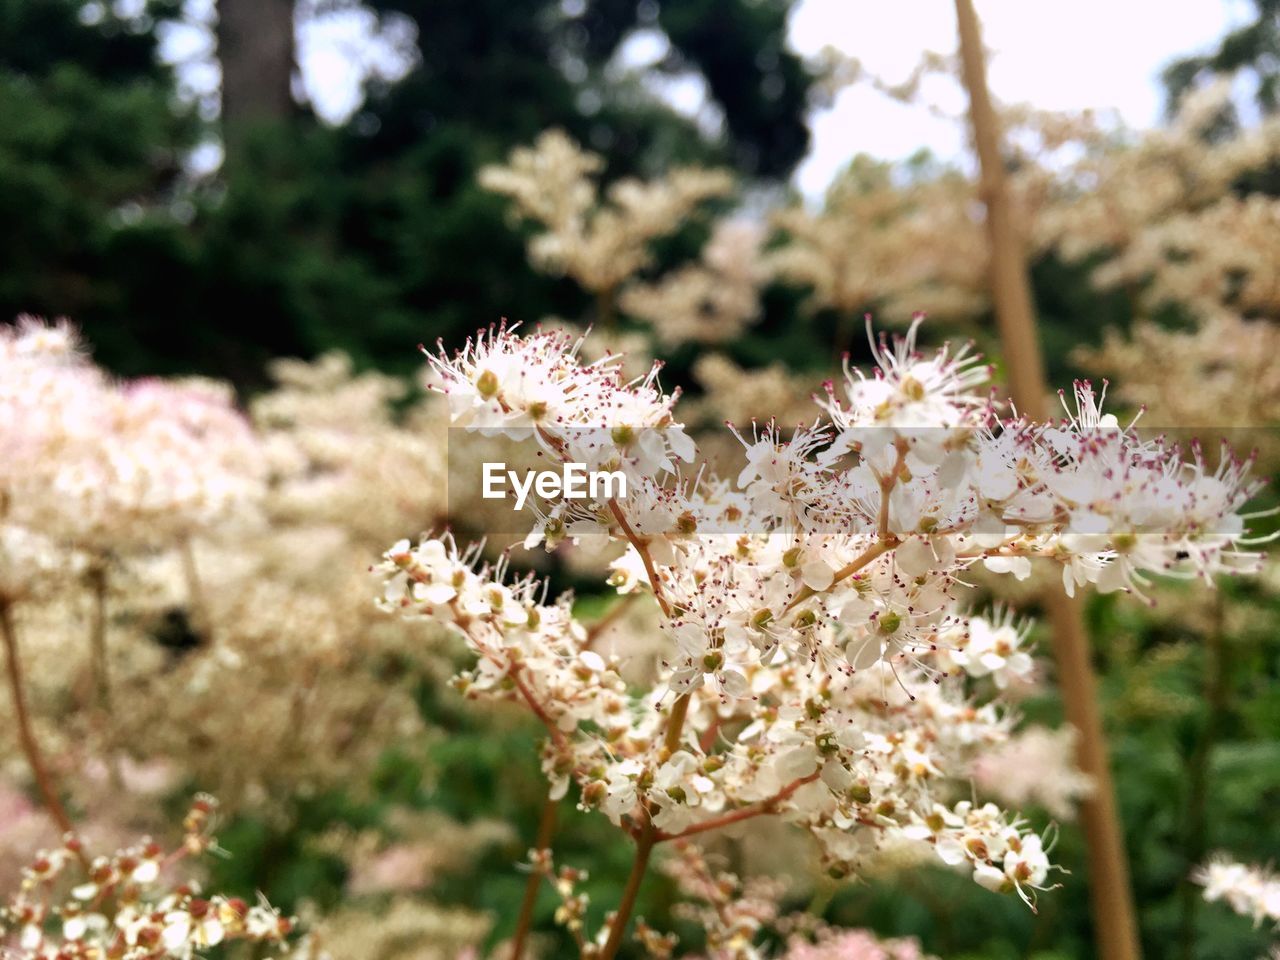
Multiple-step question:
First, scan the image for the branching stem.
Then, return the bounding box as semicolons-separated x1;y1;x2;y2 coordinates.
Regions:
597;690;692;960
511;797;559;960
654;771;821;842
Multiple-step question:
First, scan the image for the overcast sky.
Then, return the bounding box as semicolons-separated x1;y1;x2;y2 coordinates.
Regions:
788;0;1255;194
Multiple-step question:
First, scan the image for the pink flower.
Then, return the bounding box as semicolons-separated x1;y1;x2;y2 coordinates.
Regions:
784;929;933;960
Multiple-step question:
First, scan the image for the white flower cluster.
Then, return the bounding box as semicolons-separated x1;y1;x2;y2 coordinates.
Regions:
0;325;448;826
970;724;1095;821
0;318;264;558
425;323;694;500
375;319;1266;913
1196;856;1280;928
0;797;291;959
477;129;734;297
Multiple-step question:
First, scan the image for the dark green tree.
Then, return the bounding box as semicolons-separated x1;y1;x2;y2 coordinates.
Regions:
1;0;819;380
0;0;196;369
1162;0;1280;116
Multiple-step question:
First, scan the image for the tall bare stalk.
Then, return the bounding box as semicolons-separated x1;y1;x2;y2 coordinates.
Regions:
1178;593;1229;957
953;2;1142;956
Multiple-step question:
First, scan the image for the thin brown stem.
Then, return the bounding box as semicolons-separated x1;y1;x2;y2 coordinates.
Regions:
876;441;909;539
180;536;212;640
86;563;110;713
511;797;560;960
608;499;672;617
698;717;722;755
781;442;907;616
654;771;821;842
1044;592;1139;958
1;600;77;839
598;691;693;960
511;669;570;752
599;821;656;960
585;593;638;650
531;426;673;624
662;692;691;757
783;539;896;615
450;603;572;753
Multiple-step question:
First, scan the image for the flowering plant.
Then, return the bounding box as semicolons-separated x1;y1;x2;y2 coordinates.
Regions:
374;317;1266;957
0;797;292;959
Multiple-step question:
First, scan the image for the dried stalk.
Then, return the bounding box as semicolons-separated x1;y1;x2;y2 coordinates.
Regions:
180;536;212;641
953;2;1141;956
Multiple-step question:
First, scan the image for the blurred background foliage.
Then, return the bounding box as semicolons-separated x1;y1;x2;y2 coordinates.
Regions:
3;1;1280;957
0;0;809;382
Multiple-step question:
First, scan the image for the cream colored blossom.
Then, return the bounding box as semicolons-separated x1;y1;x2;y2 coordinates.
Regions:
479;129;733;298
621;219;767;346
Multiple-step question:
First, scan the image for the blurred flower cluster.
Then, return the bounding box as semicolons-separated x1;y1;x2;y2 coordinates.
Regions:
0;325;450;822
479;130;735;314
0;796;292;959
0;320;480;952
1196;855;1280;953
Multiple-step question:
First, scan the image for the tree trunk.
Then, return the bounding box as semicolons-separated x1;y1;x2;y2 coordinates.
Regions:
216;0;296;157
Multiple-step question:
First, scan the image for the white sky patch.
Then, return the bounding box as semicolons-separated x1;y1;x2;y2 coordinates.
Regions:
788;0;1256;196
607;27;728;138
615;26;670;69
297;7;418;122
160;0;417;126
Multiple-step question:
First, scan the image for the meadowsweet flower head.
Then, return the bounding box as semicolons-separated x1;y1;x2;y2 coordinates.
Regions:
479;130;733;296
1195;856;1280;927
376;316;1268;924
1;319;265;553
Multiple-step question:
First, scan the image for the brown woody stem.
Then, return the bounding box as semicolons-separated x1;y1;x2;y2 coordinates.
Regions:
654;771;821;842
608;499;672;617
783;538;896;615
599;821;656;960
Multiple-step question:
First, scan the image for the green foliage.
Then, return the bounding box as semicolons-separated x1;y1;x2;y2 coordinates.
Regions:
656;0;811;177
0;0;818;382
1163;0;1280;116
0;1;194;356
